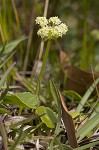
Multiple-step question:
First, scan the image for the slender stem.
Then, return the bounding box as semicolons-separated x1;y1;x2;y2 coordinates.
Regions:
35;40;51;94
39;40;51;82
38;0;49;60
18;107;23;115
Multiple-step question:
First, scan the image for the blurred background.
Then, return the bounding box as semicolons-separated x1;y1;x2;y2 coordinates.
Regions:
0;0;99;72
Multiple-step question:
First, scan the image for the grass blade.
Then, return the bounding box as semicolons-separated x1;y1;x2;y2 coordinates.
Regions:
74;141;99;150
0;51;15;69
77;112;99;141
54;137;63;150
0;62;16;88
49;79;60;109
76;78;99;113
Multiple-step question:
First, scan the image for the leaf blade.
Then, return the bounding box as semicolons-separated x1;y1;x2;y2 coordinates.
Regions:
76;78;99;113
3;92;40;109
77;112;99;141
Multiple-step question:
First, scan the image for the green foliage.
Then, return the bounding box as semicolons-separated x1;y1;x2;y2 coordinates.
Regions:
49;79;60;110
76;78;99;113
0;36;27;56
0;63;15;87
63;90;82;100
36;106;58;128
0;36;27;68
3;92;40;109
77;112;99;141
74;141;99;150
0;107;11;114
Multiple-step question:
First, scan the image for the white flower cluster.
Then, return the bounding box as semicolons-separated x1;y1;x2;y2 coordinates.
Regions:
35;17;48;27
49;17;61;25
35;16;68;41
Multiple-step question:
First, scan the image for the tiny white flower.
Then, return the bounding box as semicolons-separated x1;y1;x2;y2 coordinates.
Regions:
35;17;48;27
49;16;61;25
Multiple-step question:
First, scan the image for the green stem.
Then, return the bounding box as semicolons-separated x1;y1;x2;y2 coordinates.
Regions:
18;107;23;115
39;40;51;82
35;40;51;94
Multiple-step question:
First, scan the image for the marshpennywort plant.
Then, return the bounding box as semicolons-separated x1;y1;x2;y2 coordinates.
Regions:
35;16;68;85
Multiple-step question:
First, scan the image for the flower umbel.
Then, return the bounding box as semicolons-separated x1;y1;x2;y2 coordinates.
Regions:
35;16;68;41
49;16;61;25
35;17;48;27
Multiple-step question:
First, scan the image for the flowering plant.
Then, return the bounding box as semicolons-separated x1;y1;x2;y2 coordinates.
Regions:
35;16;68;41
35;16;68;86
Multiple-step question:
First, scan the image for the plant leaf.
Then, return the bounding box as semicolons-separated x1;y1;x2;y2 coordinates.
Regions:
0;51;15;69
49;139;54;150
15;73;35;93
3;92;40;109
90;102;99;119
0;35;27;56
54;137;63;150
46;107;58;123
63;90;82;102
0;62;15;88
49;79;60;109
76;78;99;113
77;112;99;141
0;108;11;114
74;141;99;150
36;106;56;128
58;90;78;148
